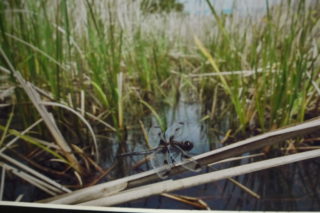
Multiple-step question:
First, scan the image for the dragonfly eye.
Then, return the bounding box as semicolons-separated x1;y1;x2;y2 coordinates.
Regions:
160;139;166;145
183;141;193;151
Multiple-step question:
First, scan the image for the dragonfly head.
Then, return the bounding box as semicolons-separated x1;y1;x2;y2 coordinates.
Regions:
159;139;166;145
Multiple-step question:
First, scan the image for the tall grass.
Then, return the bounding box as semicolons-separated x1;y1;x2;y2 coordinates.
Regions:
199;0;320;132
0;0;215;181
0;0;319;153
0;0;214;130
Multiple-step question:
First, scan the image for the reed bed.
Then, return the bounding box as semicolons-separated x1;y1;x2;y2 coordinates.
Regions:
1;0;319;131
0;0;319;204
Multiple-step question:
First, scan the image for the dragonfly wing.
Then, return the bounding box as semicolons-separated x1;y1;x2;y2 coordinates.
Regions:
180;154;201;172
148;126;164;148
173;145;201;172
165;122;185;141
149;147;171;179
167;145;181;164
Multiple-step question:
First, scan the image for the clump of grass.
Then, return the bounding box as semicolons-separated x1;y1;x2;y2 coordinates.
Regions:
0;0;214;132
198;0;320;132
0;0;212;188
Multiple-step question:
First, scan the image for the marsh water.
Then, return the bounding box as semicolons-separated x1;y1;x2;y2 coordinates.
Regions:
119;157;320;210
3;97;320;211
98;96;320;210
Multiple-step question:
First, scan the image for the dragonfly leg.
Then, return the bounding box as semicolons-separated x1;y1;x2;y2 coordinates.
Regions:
175;145;201;172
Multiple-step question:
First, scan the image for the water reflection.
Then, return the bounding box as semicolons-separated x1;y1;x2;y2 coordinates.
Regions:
149;99;210;155
143;122;202;178
106;97;210;178
100;97;320;210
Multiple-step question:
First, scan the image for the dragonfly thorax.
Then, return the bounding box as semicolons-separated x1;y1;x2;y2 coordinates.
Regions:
145;122;201;178
160;139;194;152
177;140;193;151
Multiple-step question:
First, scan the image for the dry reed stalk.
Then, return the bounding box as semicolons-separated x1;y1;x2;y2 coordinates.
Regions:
226;177;260;199
0;153;71;193
161;192;211;210
79;148;320;206
15;194;24;202
80;90;85;117
41;101;99;162
39;179;128;204
13;71;81;172
41;117;320;205
208;153;265;167
209;153;264;199
0;163;61;196
0;165;5;200
81;111;116;132
0;47;81;172
86;163;117;187
0;66;10;74
9;149;72;178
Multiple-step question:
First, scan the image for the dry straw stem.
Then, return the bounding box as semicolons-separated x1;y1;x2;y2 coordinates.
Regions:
209;153;264;199
0;152;71;194
79;148;320;206
139;120;152;150
41;101;99;162
15;194;24;202
187;67;276;78
161;193;211;210
40;178;128;204
226;176;260;199
0;165;5;200
81;111;117;132
0;163;62;196
208;153;265;167
13;71;81;173
0;47;81;172
41;117;320;205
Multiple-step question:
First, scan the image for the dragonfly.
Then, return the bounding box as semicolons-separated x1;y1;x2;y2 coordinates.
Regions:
120;122;201;179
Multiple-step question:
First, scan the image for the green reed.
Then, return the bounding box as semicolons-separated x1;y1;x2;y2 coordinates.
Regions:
0;0;319;137
200;0;320;131
0;0;171;132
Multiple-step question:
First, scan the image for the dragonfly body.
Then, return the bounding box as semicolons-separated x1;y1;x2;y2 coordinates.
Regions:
119;122;201;179
148;122;201;178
